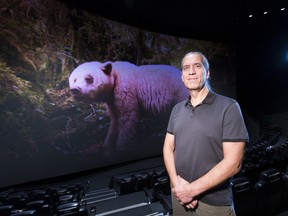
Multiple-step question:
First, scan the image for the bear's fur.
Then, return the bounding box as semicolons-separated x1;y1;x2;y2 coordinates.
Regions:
69;61;188;152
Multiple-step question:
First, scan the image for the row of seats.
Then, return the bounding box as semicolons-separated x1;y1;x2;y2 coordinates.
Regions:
109;166;172;214
231;168;288;216
0;182;91;216
110;166;288;216
109;166;168;195
226;133;288;216
239;133;288;184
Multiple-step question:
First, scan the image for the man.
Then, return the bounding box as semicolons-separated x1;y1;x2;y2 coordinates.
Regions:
163;51;249;215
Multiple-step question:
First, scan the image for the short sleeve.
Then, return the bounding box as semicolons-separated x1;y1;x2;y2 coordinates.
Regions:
222;102;249;142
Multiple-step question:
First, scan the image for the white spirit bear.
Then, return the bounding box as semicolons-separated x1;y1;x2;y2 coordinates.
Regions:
69;61;188;152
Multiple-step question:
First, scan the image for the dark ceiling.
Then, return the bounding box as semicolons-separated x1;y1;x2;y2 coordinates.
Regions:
60;0;288;42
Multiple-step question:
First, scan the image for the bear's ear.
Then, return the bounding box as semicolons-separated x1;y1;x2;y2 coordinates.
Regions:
100;61;113;75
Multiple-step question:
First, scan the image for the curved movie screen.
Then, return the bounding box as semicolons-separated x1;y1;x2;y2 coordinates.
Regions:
0;0;236;189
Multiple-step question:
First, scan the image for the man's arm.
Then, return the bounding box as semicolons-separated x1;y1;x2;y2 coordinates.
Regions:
163;132;178;187
173;141;245;202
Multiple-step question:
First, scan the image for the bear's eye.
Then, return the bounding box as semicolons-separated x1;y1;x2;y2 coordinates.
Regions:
85;75;93;84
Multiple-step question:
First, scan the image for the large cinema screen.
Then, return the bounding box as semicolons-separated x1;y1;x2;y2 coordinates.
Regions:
0;0;236;189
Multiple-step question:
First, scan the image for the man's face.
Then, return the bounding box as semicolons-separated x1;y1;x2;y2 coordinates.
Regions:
181;54;209;91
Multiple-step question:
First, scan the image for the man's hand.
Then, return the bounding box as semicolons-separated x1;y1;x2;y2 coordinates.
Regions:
172;175;198;208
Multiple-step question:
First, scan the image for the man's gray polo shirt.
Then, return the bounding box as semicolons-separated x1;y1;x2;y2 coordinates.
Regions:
167;91;249;205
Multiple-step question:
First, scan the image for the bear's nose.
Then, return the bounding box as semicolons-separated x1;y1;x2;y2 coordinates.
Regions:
70;88;81;96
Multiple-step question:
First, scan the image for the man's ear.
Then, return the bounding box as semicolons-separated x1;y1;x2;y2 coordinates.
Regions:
206;70;210;79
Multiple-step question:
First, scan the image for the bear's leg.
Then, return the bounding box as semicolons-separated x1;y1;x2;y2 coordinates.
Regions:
103;94;140;152
102;117;119;154
115;111;140;152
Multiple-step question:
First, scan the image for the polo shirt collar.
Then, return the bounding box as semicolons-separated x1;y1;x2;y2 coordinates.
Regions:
185;91;216;107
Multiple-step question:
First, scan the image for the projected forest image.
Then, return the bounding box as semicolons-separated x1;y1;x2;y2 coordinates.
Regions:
0;0;236;188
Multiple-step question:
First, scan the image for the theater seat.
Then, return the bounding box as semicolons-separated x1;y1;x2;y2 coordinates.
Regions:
230;176;257;216
0;205;14;216
56;201;88;216
255;168;286;216
10;210;37;216
26;200;52;216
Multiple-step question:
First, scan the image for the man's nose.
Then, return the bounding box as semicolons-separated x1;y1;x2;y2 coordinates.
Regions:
188;66;196;74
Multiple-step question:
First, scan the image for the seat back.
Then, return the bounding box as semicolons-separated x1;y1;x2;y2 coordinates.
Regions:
230;176;257;216
255;168;286;216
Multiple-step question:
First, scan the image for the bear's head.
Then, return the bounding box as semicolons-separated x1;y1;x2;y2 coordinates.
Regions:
69;61;115;103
